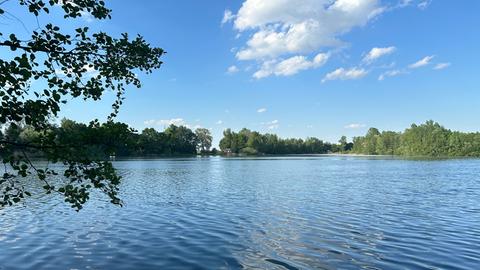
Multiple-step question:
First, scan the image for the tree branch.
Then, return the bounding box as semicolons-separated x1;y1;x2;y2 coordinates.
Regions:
0;42;105;57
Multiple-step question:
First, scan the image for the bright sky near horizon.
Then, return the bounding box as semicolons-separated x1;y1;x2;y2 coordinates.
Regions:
3;0;479;147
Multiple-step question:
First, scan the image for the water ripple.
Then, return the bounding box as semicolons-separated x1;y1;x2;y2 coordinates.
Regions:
1;157;480;269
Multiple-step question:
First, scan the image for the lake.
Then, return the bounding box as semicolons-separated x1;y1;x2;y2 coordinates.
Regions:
1;156;479;269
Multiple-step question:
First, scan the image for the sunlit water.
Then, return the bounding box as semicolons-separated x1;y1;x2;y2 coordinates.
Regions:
1;156;479;269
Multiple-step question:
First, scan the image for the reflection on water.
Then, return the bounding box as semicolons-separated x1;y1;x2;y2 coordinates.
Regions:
1;156;480;269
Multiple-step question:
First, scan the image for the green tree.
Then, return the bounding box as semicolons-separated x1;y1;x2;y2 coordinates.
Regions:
164;125;197;154
195;128;212;153
219;128;233;152
365;128;381;154
0;0;164;210
349;120;480;157
399;121;450;156
137;128;166;155
338;136;347;152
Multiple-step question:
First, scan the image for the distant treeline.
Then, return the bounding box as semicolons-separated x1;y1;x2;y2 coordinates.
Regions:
219;121;480;157
351;120;480;157
1;119;214;157
3;119;479;158
219;128;351;155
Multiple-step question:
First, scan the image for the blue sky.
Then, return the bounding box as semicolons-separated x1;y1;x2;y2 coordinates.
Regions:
3;0;480;146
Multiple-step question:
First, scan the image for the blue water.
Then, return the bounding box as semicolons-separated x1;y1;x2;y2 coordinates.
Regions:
1;156;479;269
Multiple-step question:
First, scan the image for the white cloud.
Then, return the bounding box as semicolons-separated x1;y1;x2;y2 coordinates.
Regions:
344;123;366;129
363;46;396;63
418;0;431;10
257;108;267;113
228;0;386;77
216;120;223;125
261;119;279;130
399;0;413;7
144;118;186;127
378;69;403;80
227;65;240;74
433;62;450;70
253;53;329;79
233;0;383;61
409;55;434;69
322;67;368;82
397;0;430;9
221;9;235;25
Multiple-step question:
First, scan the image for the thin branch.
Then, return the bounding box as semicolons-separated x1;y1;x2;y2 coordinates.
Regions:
2;10;31;34
0;42;105;57
19;148;60;194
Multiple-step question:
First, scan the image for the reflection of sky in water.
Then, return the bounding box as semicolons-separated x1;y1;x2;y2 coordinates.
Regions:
1;157;480;269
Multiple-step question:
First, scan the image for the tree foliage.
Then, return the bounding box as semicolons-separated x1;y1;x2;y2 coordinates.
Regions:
195;128;212;153
5;119;206;157
219;128;337;155
0;0;164;210
351;120;480;157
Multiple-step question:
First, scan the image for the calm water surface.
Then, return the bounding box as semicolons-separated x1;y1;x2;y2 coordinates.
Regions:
1;156;479;269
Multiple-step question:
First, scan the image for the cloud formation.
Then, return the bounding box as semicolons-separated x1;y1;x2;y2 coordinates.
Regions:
378;69;403;80
226;65;239;74
363;46;396;63
257;108;267;113
262;119;279;130
253;53;329;79
433;62;450;70
409;55;434;69
226;0;384;78
398;0;431;10
221;9;235;25
322;67;368;82
417;0;431;10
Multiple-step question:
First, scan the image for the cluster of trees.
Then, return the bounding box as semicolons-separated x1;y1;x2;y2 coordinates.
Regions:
8;119;473;158
351;120;480;157
2;119;213;158
219;121;480;157
219;128;352;155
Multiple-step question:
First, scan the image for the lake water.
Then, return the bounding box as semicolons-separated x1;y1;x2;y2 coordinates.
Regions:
1;156;479;269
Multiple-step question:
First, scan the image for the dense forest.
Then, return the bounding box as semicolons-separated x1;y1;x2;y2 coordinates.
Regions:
351;120;480;157
1;119;213;158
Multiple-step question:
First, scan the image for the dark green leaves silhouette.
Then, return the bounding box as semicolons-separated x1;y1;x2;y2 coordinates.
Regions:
0;0;164;210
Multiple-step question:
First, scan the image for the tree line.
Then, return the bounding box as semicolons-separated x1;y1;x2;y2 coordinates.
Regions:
219;128;352;155
351;120;480;157
1;119;214;158
219;121;480;157
6;119;478;159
